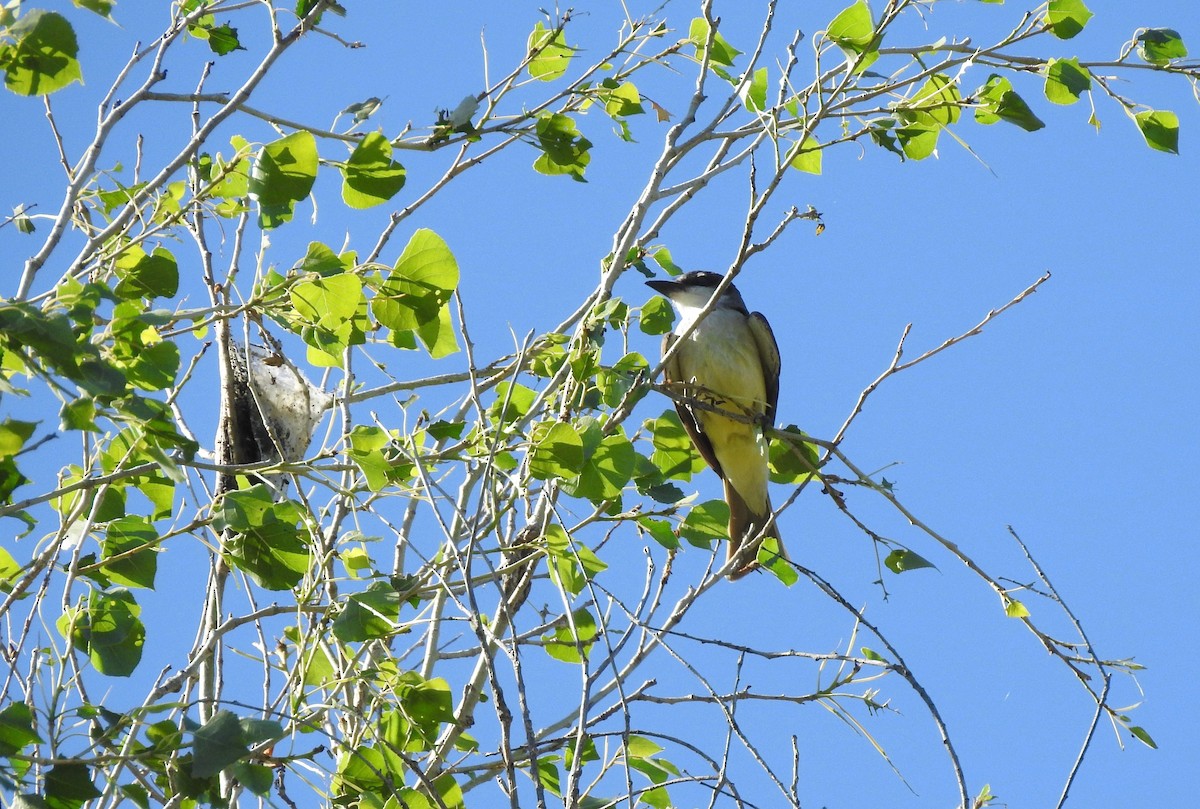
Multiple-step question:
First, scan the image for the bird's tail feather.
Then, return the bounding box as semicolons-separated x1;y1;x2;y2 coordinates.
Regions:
724;480;786;580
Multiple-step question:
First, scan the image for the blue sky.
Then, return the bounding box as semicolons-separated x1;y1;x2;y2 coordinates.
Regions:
2;1;1198;806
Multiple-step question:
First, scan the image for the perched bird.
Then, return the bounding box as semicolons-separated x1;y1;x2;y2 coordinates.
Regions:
646;271;784;579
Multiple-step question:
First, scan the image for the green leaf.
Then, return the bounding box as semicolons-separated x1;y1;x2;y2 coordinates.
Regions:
214;486;312;591
1137;28;1188;66
59;589;145;676
740;66;768;113
1004;598;1030;618
638;516;679;550
2;11;82;96
102;516;158;589
1045;0;1092;40
333;583;403;642
680;500;729;549
533;113;592;181
0;418;36;457
372;228;460;358
488;381;536;427
544;524;607;596
113;246;180;300
204;23;243;56
651;247;681;276
974;75;1045;132
342;132;407;209
758;537;796;585
249;130;319;228
347;425;402;492
44;762;101;809
290;271;365;363
788;136;822;174
1128;725;1158;749
73;0;114;17
564;433;637;502
1043;57;1091;105
639;294;675;335
230;762;273;795
768;428;820;483
884;549;936;574
826;1;880;72
598;78;644;118
688;18;741;68
649;410;704;479
907;73;961;126
530;422;585;480
191;711;248;779
1134;109;1179;154
0;702;43;756
860;647;885;662
0;546;21;594
527;21;573;81
896;121;940;160
542;607;599;663
533;756;562;797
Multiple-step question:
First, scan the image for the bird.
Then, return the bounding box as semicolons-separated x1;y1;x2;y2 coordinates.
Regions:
646;271;785;579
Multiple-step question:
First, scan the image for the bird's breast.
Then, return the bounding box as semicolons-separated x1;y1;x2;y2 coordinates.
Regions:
675;310;767;414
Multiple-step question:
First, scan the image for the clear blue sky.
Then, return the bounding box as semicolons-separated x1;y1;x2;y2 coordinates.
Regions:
2;1;1197;806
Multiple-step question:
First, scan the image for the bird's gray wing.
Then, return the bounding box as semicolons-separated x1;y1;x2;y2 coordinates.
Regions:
662;332;724;478
748;312;781;427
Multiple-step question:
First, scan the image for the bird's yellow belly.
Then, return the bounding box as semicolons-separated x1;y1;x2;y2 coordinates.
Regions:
677;314;770;510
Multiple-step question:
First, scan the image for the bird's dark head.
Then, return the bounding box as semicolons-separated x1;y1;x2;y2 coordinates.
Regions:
646;271;747;313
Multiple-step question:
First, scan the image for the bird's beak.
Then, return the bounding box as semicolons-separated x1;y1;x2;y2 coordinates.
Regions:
646;278;680;296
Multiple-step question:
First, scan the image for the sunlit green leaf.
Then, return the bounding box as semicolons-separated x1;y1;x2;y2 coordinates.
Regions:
530;422;585;480
649;409;704;479
597;78;644;118
788;136;822;174
2;11;82;95
333;583;403;642
688;18;741;67
342;132;407;209
113;246;180;300
740;66;768;113
542;607;598;663
199;23;244;56
1136;28;1187;66
826;1;880;73
769;427;820;483
214;486;311;591
907;73;961;126
638;516;679;550
1045;0;1092;40
1128;725;1158;749
249;130;319;227
102;516;158;589
533;113;592;181
640;294;675;335
545;524;607;595
884;548;936;574
1134;109;1179;154
680;500;728;549
974;74;1045;131
896;121;940;160
1044;57;1090;105
1004;598;1030;618
563;432;637;502
759;537;796;585
58;589;145;677
527;21;573;81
